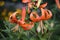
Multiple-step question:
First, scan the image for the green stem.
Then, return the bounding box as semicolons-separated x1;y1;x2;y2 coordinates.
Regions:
0;32;6;40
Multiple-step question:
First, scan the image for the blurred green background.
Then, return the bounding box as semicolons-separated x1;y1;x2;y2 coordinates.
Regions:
0;0;60;40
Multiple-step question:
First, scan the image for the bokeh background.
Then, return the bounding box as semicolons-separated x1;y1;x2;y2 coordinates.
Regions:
0;0;60;40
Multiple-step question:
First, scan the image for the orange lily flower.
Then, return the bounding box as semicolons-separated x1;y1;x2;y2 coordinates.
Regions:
30;11;40;22
9;0;52;31
19;22;34;30
39;8;52;20
19;7;26;24
18;7;34;30
22;0;31;3
16;7;34;30
44;9;52;20
9;7;34;30
28;8;31;13
27;2;48;14
55;0;60;9
27;2;34;13
29;8;52;22
39;8;46;20
39;2;48;8
28;2;33;8
9;12;18;23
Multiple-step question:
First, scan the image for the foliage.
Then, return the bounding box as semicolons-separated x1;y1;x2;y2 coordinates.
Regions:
0;0;60;40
